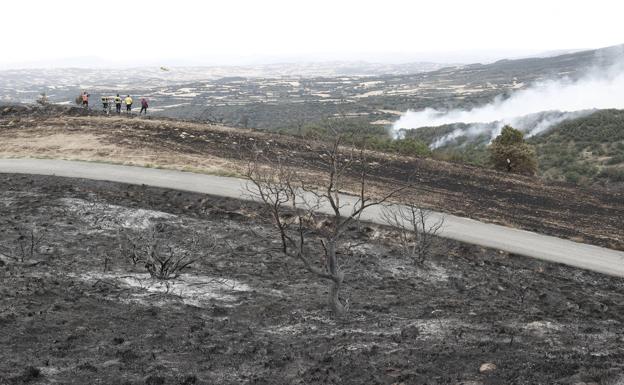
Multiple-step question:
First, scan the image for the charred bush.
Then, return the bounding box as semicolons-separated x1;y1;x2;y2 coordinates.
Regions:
381;202;443;265
118;224;216;280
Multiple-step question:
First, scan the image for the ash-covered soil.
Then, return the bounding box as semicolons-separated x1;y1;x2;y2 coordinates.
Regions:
1;173;624;385
1;108;622;250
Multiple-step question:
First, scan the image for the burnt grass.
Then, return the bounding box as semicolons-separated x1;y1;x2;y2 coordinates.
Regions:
3;111;621;250
121;121;623;250
1;174;624;385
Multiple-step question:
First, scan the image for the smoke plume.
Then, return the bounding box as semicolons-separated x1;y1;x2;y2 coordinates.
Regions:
392;57;624;148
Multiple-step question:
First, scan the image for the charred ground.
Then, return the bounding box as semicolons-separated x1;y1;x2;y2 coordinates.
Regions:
1;174;624;385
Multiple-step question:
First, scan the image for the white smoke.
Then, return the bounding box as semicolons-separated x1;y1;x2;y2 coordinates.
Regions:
392;58;624;148
426;109;592;149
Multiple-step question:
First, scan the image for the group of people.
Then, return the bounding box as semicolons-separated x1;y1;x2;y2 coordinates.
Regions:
80;91;149;115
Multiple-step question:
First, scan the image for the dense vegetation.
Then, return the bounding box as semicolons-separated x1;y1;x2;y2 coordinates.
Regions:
278;117;433;157
402;109;624;187
274;109;623;187
529;109;624;185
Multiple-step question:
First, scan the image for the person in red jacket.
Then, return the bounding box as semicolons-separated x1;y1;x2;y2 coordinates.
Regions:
140;98;149;115
81;91;89;109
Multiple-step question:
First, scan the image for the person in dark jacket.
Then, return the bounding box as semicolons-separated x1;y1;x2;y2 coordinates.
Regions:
140;98;149;115
101;96;110;114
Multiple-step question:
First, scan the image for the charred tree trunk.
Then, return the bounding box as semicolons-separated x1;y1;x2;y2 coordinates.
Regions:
329;274;345;316
326;239;346;316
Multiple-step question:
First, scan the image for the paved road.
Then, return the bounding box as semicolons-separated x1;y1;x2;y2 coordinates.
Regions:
1;158;623;277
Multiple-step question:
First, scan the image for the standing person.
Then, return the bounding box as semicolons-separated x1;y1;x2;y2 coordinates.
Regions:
101;95;110;114
114;94;122;114
139;98;148;115
124;95;133;114
81;91;90;109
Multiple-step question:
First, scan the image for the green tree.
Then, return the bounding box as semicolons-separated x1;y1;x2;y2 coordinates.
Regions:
489;125;538;175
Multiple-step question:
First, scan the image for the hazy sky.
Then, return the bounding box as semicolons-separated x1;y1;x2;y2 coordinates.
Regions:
2;0;623;67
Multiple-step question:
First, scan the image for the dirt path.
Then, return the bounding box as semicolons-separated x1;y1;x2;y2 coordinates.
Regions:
2;158;623;278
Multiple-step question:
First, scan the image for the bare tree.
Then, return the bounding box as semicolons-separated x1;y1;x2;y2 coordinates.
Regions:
245;129;407;316
381;201;444;265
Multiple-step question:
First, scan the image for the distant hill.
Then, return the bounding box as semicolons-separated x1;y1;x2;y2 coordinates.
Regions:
428;43;624;85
